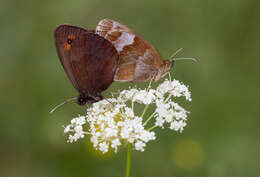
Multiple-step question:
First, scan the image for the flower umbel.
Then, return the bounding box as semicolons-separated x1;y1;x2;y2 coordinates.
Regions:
63;76;192;153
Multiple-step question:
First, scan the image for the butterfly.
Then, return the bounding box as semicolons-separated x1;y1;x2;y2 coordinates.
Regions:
52;20;196;112
95;18;175;83
54;25;119;106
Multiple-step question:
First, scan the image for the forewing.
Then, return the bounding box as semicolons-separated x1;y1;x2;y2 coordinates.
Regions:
54;25;119;96
96;19;163;82
55;25;87;91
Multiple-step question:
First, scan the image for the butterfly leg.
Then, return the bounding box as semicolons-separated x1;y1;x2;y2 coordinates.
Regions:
162;71;172;81
147;70;158;90
87;95;103;104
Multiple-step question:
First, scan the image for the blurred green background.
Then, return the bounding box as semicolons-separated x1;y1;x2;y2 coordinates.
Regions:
1;0;259;177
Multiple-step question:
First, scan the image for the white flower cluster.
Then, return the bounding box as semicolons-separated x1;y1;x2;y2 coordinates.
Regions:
63;77;192;153
87;100;156;153
64;116;86;143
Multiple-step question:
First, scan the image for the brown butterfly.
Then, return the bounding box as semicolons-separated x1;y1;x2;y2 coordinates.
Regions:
54;25;119;106
96;18;177;83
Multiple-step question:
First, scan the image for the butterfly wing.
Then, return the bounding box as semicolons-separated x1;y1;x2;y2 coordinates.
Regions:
96;18;136;37
96;18;164;82
54;25;119;97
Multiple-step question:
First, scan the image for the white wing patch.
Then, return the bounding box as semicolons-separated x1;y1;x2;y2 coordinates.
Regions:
112;21;118;29
113;31;135;52
96;25;102;33
138;49;152;60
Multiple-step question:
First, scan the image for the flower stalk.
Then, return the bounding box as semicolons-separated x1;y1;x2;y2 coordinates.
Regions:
126;143;131;177
141;104;149;118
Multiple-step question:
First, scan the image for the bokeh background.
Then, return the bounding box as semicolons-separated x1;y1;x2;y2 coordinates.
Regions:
1;0;259;177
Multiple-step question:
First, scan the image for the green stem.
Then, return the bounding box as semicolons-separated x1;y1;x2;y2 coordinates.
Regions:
165;93;173;103
125;143;132;177
144;111;156;126
131;99;134;112
141;104;149;118
148;125;157;131
167;72;172;81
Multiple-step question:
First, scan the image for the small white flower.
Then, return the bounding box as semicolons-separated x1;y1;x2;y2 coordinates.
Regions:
170;120;181;131
67;127;85;143
135;141;146;152
99;142;109;153
104;127;118;138
157;79;191;101
71;116;86;126
155;116;165;127
64;125;71;133
156;99;171;119
170;120;187;132
64;115;86;143
125;107;134;118
157;80;171;95
139;131;156;142
90;136;98;147
133;89;156;104
111;139;121;152
119;88;138;101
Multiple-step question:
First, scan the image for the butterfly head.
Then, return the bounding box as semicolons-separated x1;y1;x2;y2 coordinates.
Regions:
77;94;103;105
154;60;174;81
163;60;174;71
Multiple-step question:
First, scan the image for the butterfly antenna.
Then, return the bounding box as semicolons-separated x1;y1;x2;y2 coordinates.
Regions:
49;97;77;114
173;57;199;63
169;48;184;60
169;48;199;63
